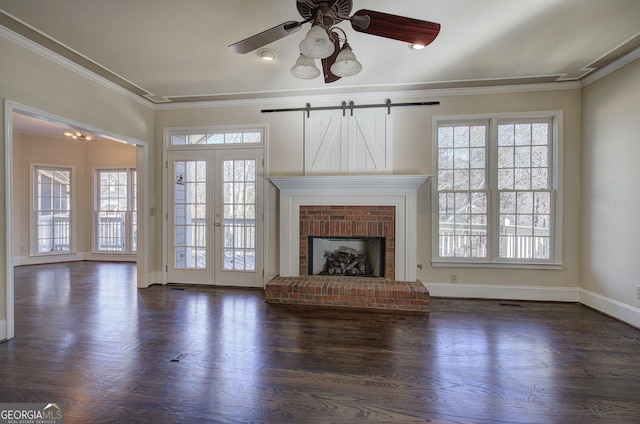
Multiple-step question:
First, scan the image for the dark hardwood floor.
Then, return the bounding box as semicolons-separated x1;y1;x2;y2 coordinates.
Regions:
2;262;640;423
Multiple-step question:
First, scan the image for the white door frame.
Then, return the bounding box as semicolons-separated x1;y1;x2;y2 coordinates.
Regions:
162;124;269;287
3;100;150;341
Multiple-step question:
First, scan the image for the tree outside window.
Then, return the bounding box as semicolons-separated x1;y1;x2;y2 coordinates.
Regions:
435;115;557;264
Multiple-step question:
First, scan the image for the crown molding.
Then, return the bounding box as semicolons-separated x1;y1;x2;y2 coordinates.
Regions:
155;81;582;111
582;46;640;87
0;23;156;110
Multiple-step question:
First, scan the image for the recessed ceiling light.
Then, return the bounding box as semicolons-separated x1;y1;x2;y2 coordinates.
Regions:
258;49;277;61
410;43;426;50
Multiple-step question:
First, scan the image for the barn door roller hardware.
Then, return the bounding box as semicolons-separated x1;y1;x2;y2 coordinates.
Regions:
261;99;440;117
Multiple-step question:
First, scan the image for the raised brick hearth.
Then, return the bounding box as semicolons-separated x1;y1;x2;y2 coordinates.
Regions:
265;276;429;313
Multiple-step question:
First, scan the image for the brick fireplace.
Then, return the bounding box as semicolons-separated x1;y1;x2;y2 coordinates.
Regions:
267;175;430;312
299;205;395;279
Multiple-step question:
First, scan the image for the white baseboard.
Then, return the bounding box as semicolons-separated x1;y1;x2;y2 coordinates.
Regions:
424;282;580;302
14;252;135;266
145;271;164;287
423;283;640;328
0;319;6;342
13;253;85;266
580;289;640;329
83;253;136;262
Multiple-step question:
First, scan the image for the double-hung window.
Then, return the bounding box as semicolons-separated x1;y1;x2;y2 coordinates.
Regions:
434;113;561;266
34;166;73;254
95;168;137;253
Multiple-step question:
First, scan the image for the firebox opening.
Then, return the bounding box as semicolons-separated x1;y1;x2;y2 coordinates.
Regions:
308;236;386;278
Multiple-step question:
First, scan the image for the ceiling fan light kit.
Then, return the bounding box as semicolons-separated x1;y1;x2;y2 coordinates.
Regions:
330;42;361;77
229;0;440;84
291;54;321;79
299;24;335;59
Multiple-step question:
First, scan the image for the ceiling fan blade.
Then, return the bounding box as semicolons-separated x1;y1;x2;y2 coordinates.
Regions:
350;9;440;46
322;34;342;83
228;21;303;54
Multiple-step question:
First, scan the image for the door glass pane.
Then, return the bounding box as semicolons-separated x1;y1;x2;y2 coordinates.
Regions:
174;160;207;269
222;159;256;271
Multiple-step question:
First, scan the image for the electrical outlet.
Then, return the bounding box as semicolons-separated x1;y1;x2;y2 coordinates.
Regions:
451;274;458;284
636;286;640;300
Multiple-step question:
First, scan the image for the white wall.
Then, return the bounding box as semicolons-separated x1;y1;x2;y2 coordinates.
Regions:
581;57;640;327
156;87;583;295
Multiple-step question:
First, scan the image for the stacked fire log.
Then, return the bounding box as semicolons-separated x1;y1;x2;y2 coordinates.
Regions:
323;246;372;276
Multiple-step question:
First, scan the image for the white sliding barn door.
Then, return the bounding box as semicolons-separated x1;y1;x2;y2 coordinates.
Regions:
304;111;347;174
304;110;392;175
348;113;393;172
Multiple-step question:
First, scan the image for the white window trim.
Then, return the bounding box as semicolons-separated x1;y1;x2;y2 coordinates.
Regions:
30;163;76;257
431;111;564;268
165;124;267;150
93;167;137;254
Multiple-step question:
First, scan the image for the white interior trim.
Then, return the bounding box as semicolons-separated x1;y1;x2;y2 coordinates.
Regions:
0;319;6;342
424;284;640;329
0;24;154;109
270;175;429;282
425;282;579;302
580;289;640;329
582;46;640;87
13;252;136;266
3;100;14;340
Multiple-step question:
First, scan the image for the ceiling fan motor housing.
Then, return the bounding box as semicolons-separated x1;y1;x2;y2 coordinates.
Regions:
296;0;352;27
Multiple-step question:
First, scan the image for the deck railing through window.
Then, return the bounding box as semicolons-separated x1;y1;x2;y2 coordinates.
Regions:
97;212;126;251
179;217;255;269
439;222;549;259
37;214;70;252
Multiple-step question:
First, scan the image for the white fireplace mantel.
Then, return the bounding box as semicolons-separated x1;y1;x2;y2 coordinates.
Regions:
270;175;430;282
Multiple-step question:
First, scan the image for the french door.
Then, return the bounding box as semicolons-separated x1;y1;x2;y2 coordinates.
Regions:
167;148;263;287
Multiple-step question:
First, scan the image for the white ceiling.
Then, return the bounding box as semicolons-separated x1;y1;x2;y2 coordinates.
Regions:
1;0;640;107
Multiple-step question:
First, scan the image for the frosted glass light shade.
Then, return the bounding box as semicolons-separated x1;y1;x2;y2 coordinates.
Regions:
299;24;335;59
330;43;362;77
291;54;321;79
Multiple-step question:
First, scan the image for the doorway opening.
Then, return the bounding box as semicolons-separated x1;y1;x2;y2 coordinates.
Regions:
4;101;149;341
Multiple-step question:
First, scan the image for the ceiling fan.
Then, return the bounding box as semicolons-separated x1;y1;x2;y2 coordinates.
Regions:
228;0;441;83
